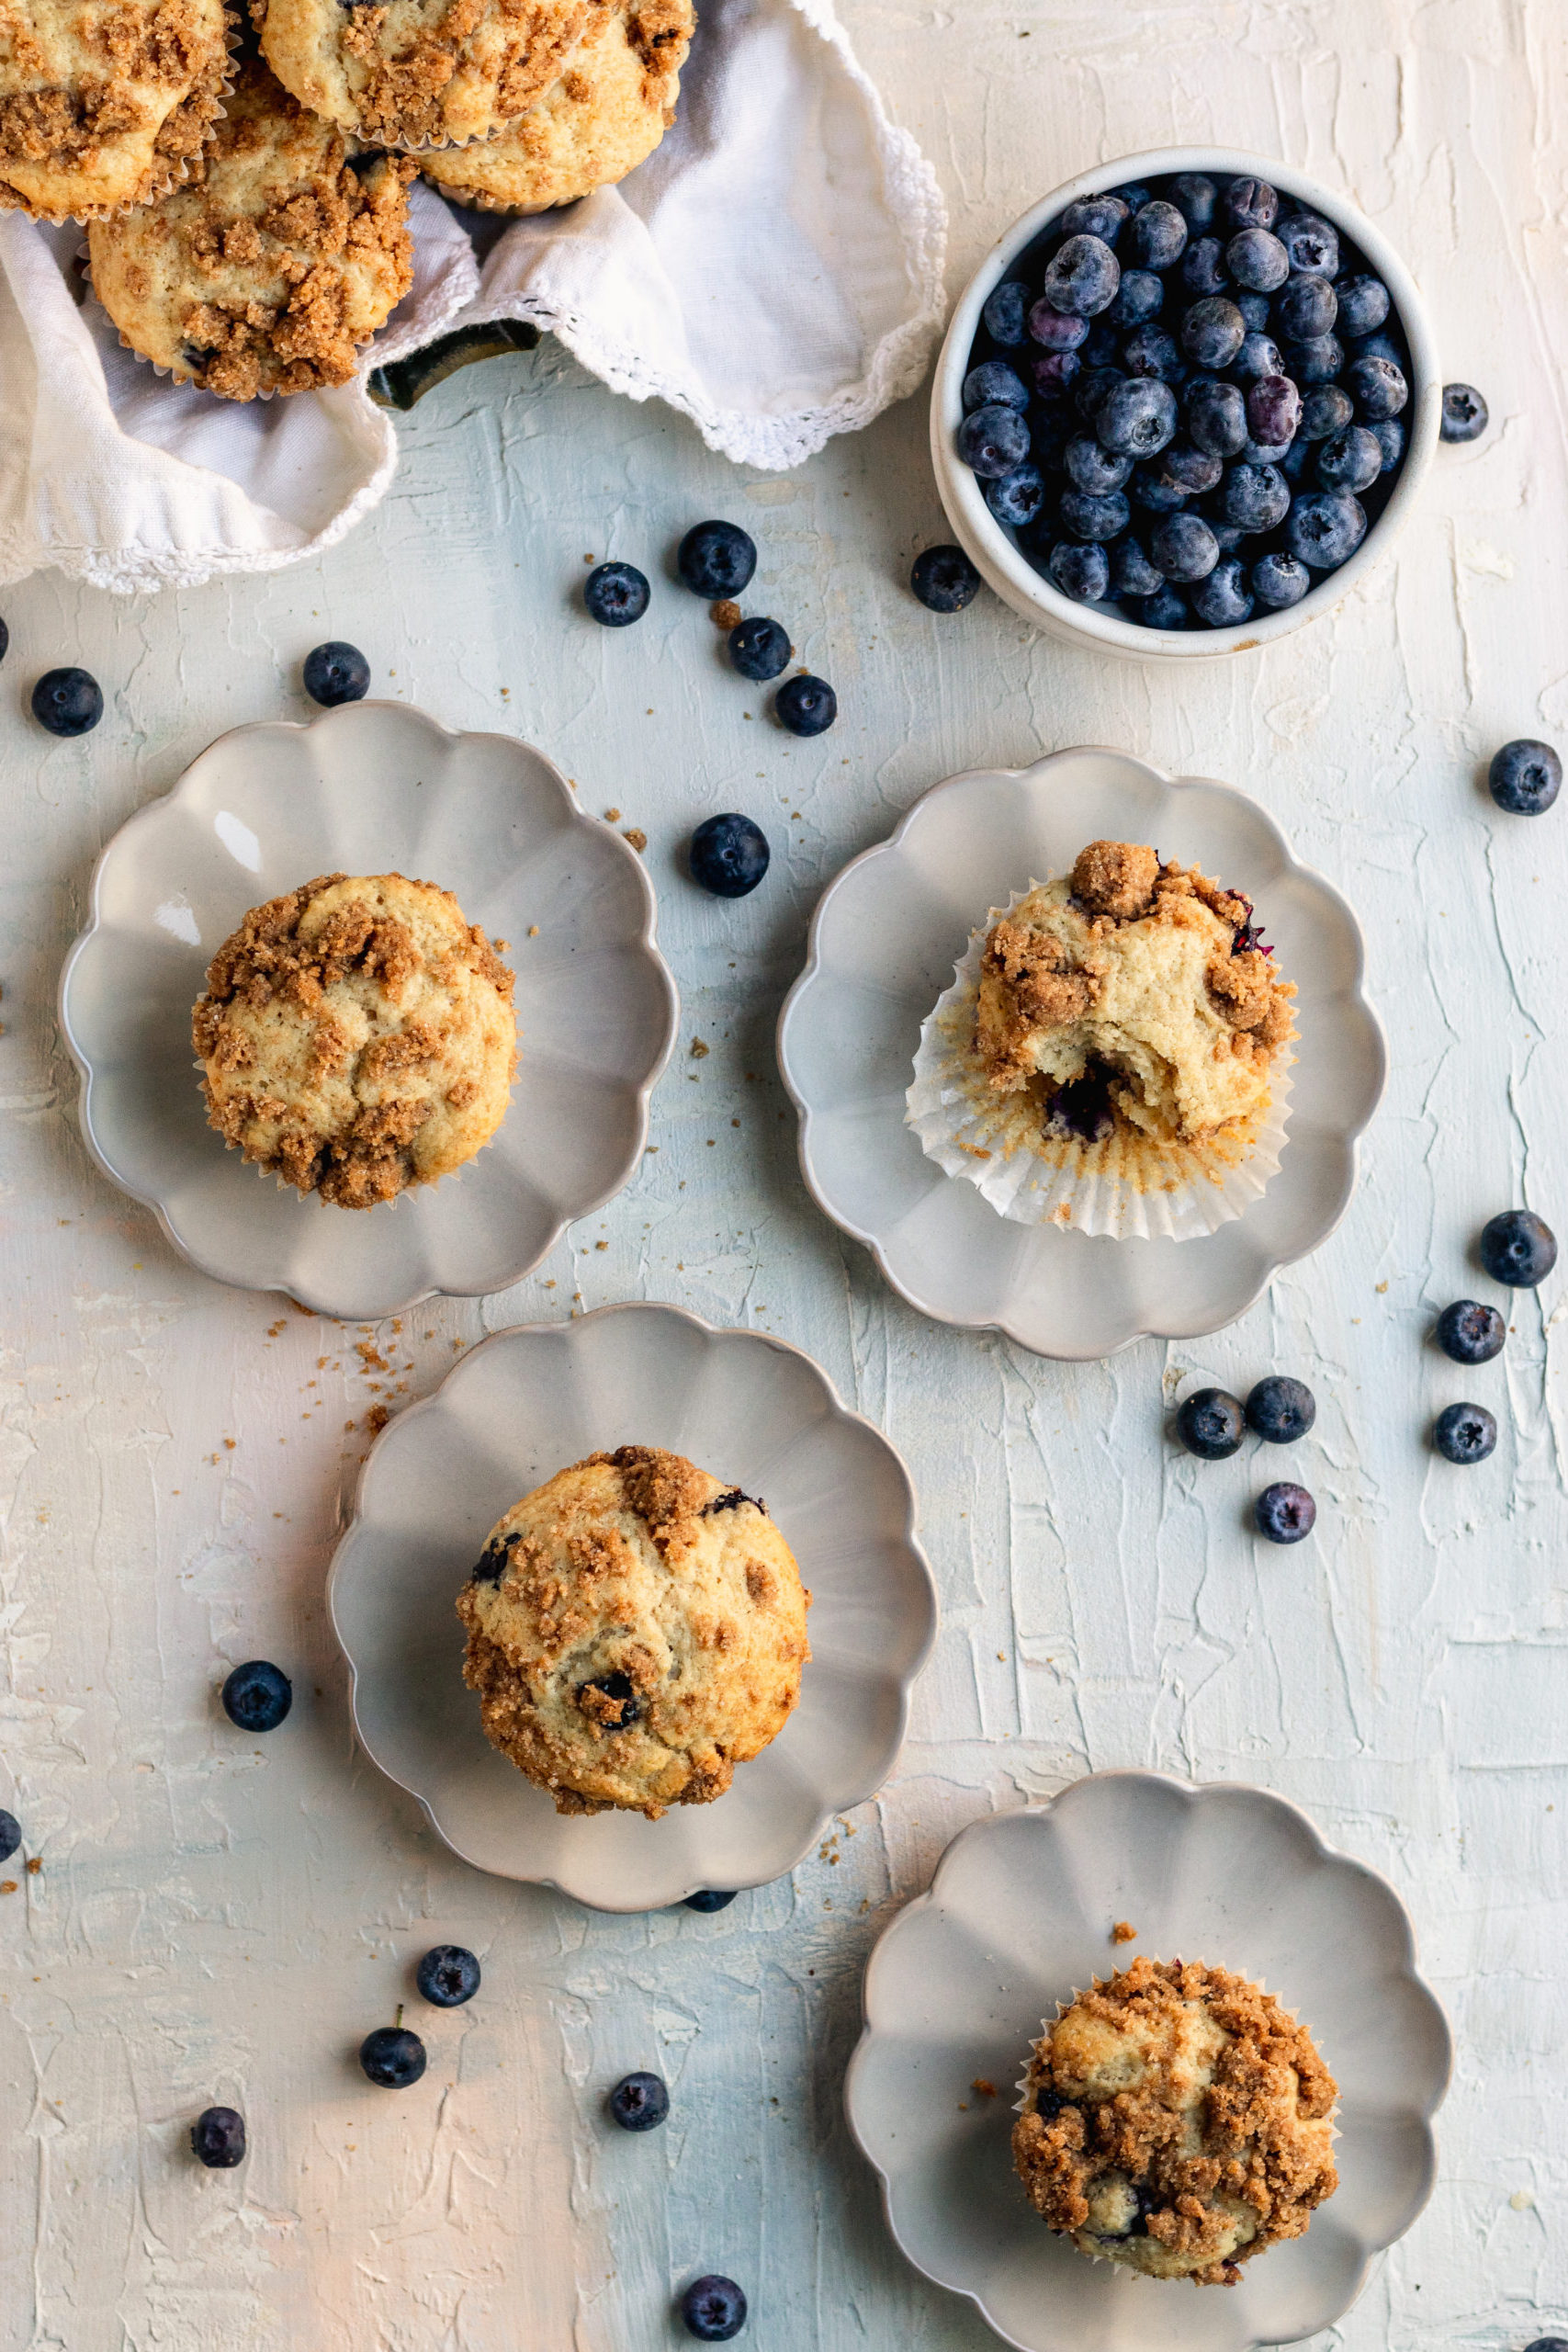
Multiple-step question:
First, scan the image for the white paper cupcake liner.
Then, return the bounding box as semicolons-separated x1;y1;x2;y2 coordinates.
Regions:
906;885;1294;1244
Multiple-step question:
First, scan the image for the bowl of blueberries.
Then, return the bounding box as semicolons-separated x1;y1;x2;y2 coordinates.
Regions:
931;147;1439;654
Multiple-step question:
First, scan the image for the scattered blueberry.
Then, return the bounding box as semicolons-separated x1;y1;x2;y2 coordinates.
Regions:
677;521;757;599
910;545;981;612
360;2023;427;2089
1276;211;1339;277
1191;556;1254;627
0;1808;17;1863
1223;463;1291;535
1224;175;1278;232
1130;200;1187;270
1172;172;1217;229
608;2069;670;2131
1061;490;1131;543
1436;1301;1506;1366
982;281;1030;345
1479;1210;1557;1288
1251;551;1310;609
1333;272;1389;339
416;1945;480;2007
301;641;369;707
683;1888;738;1911
1226;227;1289;292
728;616;791;680
220;1660;292;1733
1040;233;1121;317
1487;739;1561;816
964;359;1030;412
956;402;1032;479
1060;194;1128;244
1096;376;1178;457
1315;424;1382;492
190;2107;246;2168
582;562;649;628
1523;2339;1568;2351
1275;275;1337;344
688;813;770;898
1434;1402;1497;1466
1285;488;1367;570
1151;512;1218;582
774;674;837;737
31;666;103;736
1247;1376;1316;1444
1438;381;1487;443
1177;1387;1245;1459
1346;353;1407;419
1181;296;1246;370
1255;1482;1316;1543
682;2277;748;2341
0;616;8;662
1109;537;1165;597
1048;540;1111;603
985;464;1048;529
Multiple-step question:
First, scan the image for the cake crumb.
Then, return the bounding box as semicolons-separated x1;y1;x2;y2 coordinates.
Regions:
972;2077;998;2098
1111;1919;1137;1944
624;829;647;853
711;599;743;629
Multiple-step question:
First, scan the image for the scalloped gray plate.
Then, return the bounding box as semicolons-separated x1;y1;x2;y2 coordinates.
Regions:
846;1771;1450;2352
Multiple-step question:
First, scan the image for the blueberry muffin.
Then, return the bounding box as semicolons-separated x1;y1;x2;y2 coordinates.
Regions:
457;1447;811;1818
87;51;414;399
255;0;595;149
0;0;231;221
422;0;690;214
192;871;516;1208
1012;1956;1338;2285
976;840;1295;1159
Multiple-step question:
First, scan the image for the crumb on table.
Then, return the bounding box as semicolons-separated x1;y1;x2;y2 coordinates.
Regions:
1111;1919;1137;1944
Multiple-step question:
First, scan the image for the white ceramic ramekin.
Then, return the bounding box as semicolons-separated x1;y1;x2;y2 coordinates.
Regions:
930;145;1440;659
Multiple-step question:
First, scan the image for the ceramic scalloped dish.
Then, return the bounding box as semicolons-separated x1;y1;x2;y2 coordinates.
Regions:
59;700;678;1319
845;1771;1451;2352
327;1302;938;1911
776;748;1384;1360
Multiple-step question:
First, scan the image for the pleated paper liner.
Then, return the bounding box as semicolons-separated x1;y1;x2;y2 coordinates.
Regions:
906;890;1294;1244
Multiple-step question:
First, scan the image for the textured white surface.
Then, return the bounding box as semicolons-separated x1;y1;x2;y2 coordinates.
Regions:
0;4;1565;2347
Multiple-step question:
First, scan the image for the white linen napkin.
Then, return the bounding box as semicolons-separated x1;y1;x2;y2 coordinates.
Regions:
0;0;946;594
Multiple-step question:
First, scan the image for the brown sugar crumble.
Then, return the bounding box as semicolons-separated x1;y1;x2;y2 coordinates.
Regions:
1111;1918;1137;1944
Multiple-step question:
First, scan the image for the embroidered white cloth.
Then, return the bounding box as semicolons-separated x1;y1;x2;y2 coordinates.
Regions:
0;0;946;594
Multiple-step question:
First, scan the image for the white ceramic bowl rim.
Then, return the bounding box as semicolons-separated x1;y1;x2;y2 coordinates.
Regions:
932;145;1441;658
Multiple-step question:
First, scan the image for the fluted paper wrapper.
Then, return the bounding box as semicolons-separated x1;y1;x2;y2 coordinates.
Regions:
906;888;1293;1243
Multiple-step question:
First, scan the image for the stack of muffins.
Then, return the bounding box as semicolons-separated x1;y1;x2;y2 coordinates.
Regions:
0;0;694;398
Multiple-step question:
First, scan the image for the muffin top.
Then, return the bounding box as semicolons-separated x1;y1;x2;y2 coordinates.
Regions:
256;0;595;149
1012;1955;1338;2286
192;870;515;1207
421;0;692;213
0;0;231;221
457;1446;811;1819
87;51;414;399
974;840;1296;1148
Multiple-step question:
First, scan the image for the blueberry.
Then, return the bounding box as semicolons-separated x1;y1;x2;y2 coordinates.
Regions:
1224;175;1279;231
1247;374;1301;447
1523;2338;1568;2350
1040;233;1121;317
1096;377;1178;457
1276;211;1339;276
1441;382;1489;443
1280;434;1314;482
1209;520;1247;552
1347;328;1404;368
1108;269;1164;328
1235;290;1271;331
1226;227;1289;292
190;2107;246;2167
982;280;1030;345
1027;351;1081;396
1111;182;1153;210
1316;424;1382;492
1488;739;1562;816
1065;434;1134;494
1047;540;1111;603
0;1808;17;1862
1286;489;1367;570
1370;415;1406;469
677;522;757;598
1274;274;1337;343
1177;1386;1245;1459
0;616;7;663
1181;238;1229;298
299;641;369;707
220;1660;292;1733
1285;334;1345;385
1172;173;1217;229
1151;513;1218;582
682;1888;738;1912
774;674;837;737
1246;1375;1316;1443
1060;194;1128;244
1028;401;1072;469
1434;1402;1497;1465
682;2277;748;2341
1480;1210;1558;1287
608;2070;670;2131
1130;200;1187;270
1436;1301;1506;1365
1109;537;1165;597
1298;383;1354;440
1122;324;1183;382
582;562;649;628
1237;436;1292;469
985;465;1048;529
957;401;1032;479
416;1945;480;2007
1233;331;1285;383
1140;583;1190;629
1180;297;1246;370
728;616;791;680
1080;321;1122;368
31;666;103;736
1025;302;1090;354
1347;353;1407;419
1076;366;1125;423
1190;557;1254;627
910;545;981;612
689;813;770;897
1251;552;1311;610
964;359;1030;412
1222;462;1291;534
1255;1482;1316;1543
1060;490;1131;542
1130;468;1190;514
1333;274;1390;339
1153;443;1222;494
1185;378;1247;457
360;2024;426;2088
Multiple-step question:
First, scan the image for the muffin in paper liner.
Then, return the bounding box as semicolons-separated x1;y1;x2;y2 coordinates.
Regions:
906;881;1294;1244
